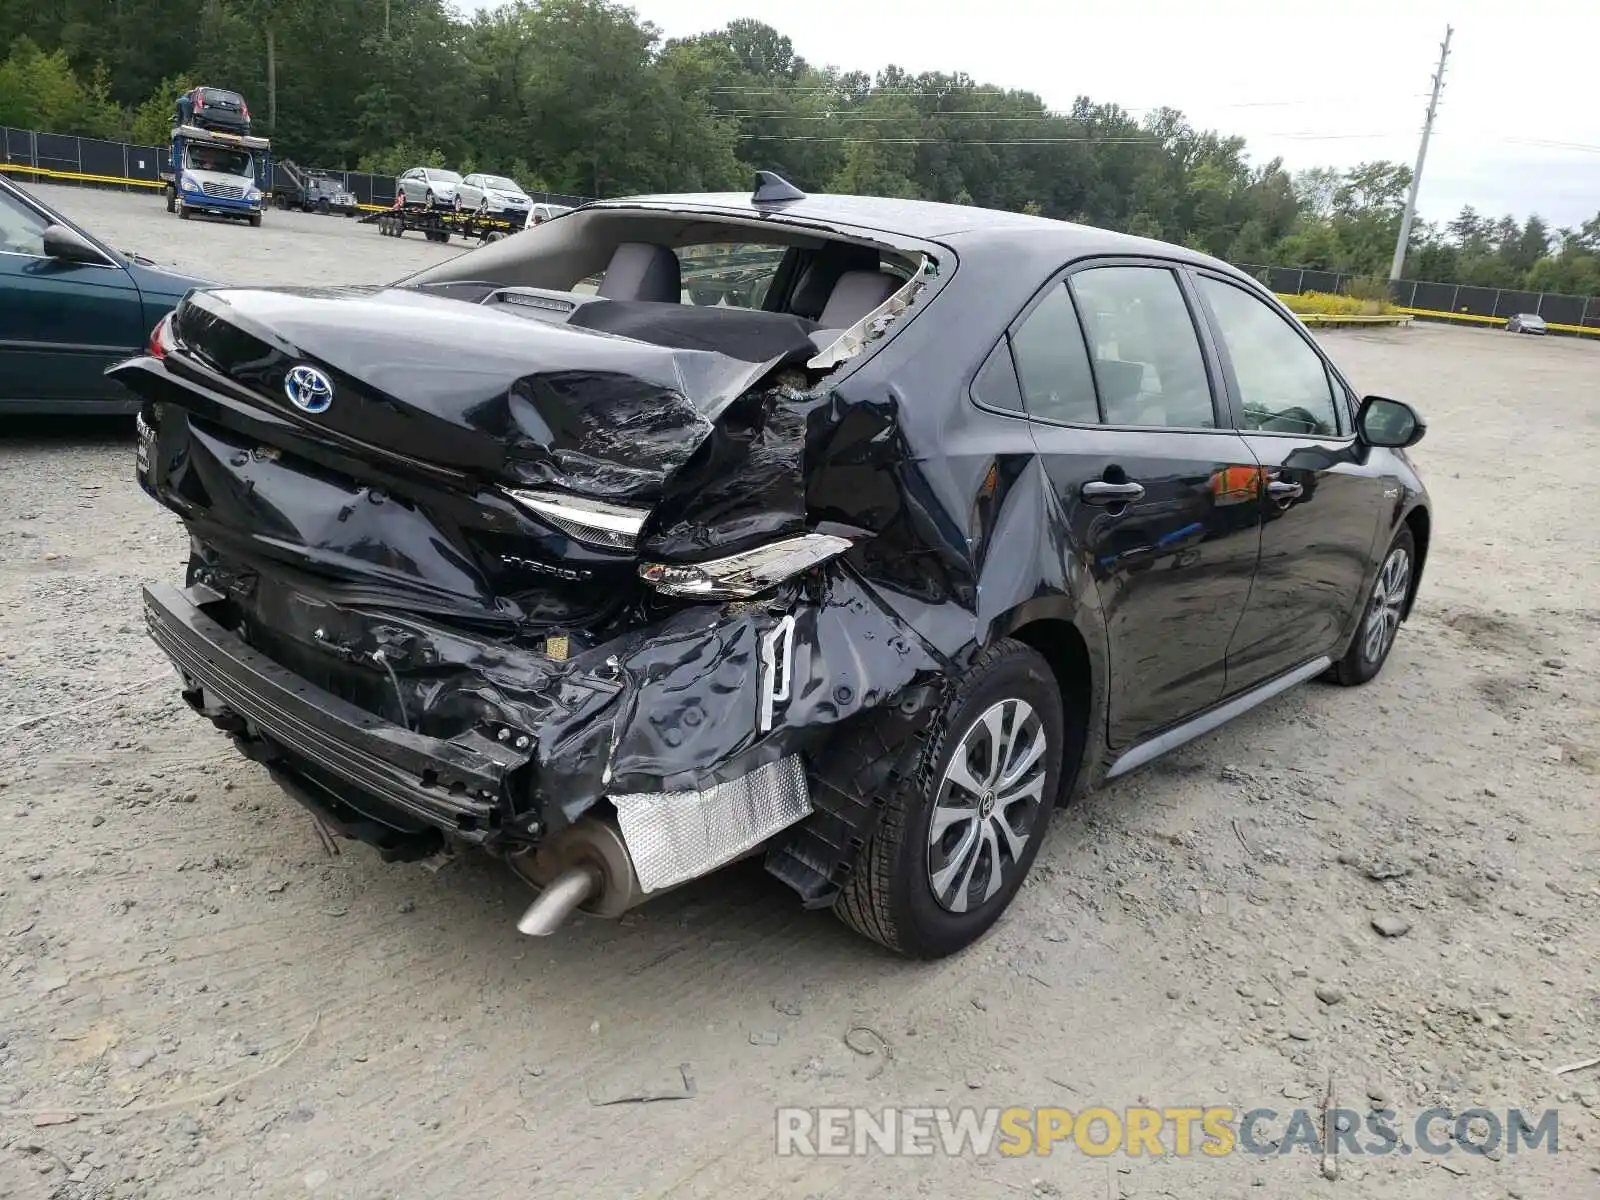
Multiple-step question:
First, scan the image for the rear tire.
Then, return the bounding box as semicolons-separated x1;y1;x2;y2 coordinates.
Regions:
833;639;1064;959
1328;525;1416;686
165;187;175;214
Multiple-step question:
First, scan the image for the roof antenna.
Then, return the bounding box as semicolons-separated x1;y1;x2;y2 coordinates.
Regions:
752;170;806;206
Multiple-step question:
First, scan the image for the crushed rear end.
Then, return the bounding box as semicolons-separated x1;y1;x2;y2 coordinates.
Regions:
114;279;947;932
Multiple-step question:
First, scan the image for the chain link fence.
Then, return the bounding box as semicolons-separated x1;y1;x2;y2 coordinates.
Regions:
1;124;592;211
1239;264;1599;333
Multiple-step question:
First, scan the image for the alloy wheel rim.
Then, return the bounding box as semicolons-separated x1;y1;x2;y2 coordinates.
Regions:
926;698;1049;913
1363;547;1410;664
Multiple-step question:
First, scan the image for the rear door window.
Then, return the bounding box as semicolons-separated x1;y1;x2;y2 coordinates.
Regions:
1007;282;1099;425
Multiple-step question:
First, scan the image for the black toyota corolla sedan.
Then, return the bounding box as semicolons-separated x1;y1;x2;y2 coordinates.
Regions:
111;173;1430;959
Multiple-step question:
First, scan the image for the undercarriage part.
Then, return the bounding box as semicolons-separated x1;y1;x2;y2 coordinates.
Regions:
507;815;643;921
763;681;945;906
610;755;812;893
516;865;601;935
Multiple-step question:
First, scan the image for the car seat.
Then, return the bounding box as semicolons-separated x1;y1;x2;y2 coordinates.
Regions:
597;243;682;303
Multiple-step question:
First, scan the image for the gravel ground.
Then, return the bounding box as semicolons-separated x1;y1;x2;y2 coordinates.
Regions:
1;185;1597;1200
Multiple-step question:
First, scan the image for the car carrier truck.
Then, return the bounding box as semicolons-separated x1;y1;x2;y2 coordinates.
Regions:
162;124;271;226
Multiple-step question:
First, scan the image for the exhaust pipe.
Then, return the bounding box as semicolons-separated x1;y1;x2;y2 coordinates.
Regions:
508;815;644;937
516;864;600;936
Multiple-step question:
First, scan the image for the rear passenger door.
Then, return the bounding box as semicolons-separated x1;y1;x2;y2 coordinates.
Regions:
998;259;1265;751
1188;271;1389;692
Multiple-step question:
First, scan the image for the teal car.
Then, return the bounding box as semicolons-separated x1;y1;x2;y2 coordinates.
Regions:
1;174;208;414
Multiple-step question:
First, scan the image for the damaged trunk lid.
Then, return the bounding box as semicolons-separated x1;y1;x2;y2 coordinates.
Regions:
150;286;786;501
113;286;817;623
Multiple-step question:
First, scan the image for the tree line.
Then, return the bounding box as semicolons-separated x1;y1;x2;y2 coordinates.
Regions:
2;0;1597;298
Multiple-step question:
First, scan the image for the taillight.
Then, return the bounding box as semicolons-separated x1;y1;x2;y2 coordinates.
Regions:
149;313;174;358
194;91;204;111
241;101;250;118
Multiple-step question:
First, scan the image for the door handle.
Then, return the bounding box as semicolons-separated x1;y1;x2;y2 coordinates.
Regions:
1267;480;1304;500
1081;480;1146;505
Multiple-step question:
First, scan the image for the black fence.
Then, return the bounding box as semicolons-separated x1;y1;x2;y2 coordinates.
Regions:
1240;263;1599;333
1;124;591;211
3;125;174;189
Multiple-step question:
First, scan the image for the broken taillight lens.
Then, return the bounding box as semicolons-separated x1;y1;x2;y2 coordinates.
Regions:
148;313;175;358
639;534;853;600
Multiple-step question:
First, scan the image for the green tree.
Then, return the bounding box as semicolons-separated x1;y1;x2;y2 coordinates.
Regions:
0;36;123;137
0;2;1591;301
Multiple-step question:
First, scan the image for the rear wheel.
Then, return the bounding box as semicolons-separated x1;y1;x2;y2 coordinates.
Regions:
165;186;175;214
1329;525;1415;686
834;639;1064;958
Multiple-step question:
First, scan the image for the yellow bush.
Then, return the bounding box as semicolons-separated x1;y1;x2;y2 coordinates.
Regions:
1278;291;1393;317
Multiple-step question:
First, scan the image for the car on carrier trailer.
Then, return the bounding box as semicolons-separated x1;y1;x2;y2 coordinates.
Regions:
114;173;1433;959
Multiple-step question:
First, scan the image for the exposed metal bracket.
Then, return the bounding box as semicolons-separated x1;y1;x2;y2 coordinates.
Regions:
758;614;797;733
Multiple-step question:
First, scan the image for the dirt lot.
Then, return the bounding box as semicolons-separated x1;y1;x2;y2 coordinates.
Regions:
1;185;1597;1200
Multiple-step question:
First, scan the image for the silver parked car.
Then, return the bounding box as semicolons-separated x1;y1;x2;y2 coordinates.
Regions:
455;174;531;219
1505;313;1547;335
396;167;461;209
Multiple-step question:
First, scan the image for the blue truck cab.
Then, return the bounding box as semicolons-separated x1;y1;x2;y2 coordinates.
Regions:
164;124;272;226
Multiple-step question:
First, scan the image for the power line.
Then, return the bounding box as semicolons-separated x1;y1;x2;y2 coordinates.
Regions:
736;132;1404;146
715;111;1411;124
1498;136;1600;154
705;85;1430;107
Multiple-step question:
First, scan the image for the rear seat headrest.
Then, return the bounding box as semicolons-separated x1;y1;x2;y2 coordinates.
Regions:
791;243;882;319
818;270;900;330
597;242;681;303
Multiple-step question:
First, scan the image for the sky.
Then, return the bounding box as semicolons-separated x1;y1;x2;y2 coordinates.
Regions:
456;0;1600;228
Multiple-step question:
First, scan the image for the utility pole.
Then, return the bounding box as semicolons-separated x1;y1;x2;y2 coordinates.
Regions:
266;24;277;132
1390;25;1453;282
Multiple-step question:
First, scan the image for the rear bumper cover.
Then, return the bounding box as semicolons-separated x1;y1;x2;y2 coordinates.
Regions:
142;561;948;904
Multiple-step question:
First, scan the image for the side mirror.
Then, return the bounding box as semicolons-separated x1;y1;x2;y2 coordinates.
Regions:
1356;395;1425;448
42;224;107;266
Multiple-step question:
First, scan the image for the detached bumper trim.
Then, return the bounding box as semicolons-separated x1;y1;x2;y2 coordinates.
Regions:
142;582;521;838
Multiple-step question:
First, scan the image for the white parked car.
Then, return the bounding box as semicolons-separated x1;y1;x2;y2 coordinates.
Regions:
456;174;531;220
396;167;461;209
1505;313;1547;335
523;202;573;230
